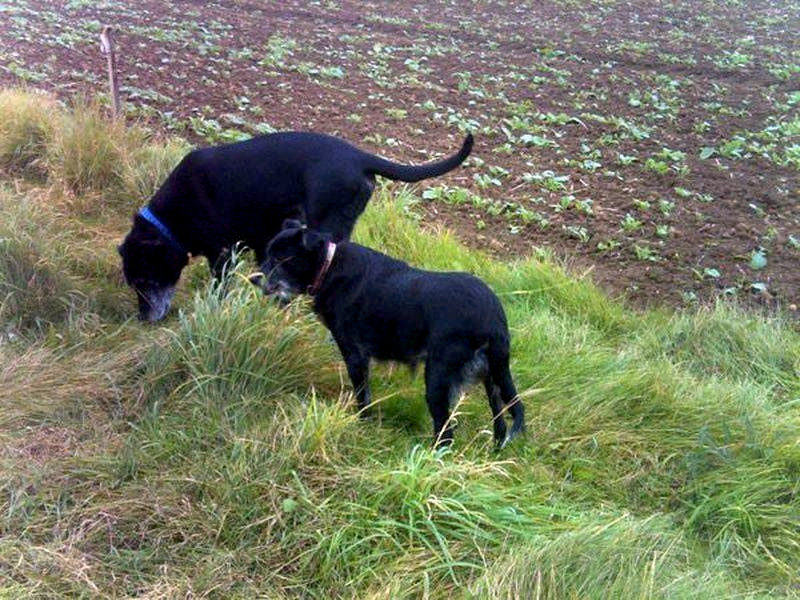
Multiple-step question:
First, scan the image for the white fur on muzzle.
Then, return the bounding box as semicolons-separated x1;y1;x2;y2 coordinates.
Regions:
142;286;176;322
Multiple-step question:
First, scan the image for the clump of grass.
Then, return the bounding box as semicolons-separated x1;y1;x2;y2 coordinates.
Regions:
0;90;194;214
156;258;337;404
0;88;56;177
682;449;800;581
292;446;553;595
120;137;191;204
0;233;78;334
0;344;130;430
47;98;145;206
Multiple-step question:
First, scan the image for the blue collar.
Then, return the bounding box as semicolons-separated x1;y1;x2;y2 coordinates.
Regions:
138;206;186;254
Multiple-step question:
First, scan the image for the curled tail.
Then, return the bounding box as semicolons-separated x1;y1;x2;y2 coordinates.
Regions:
361;134;473;182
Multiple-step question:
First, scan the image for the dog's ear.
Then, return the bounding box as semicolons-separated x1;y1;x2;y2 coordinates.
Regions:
301;228;325;251
117;244;123;257
282;218;303;231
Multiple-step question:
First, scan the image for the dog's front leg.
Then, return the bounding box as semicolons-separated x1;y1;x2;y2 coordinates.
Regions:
340;348;372;416
208;247;234;280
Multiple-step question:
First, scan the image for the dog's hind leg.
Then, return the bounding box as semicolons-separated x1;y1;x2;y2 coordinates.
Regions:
488;346;525;446
424;347;473;448
305;174;374;241
483;376;508;446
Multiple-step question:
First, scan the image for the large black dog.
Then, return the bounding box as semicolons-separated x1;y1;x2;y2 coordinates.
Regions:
251;220;525;447
119;131;473;321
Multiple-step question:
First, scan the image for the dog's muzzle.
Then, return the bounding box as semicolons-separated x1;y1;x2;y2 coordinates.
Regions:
138;285;176;322
249;273;295;305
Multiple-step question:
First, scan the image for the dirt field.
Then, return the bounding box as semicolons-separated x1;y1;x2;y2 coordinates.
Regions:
1;0;798;310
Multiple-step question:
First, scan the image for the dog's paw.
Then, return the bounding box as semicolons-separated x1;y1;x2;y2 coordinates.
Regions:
497;428;524;450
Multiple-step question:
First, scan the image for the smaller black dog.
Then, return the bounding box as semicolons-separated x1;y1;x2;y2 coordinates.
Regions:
250;220;524;447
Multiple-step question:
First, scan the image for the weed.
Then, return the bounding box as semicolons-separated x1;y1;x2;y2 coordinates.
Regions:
633;243;660;262
597;238;621;252
523;170;570;192
713;50;753;70
621;213;643;232
563;224;590;243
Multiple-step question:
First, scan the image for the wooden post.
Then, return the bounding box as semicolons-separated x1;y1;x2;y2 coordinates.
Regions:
100;26;121;118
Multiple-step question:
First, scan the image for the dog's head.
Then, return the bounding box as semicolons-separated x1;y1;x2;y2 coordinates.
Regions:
118;220;188;322
250;219;330;304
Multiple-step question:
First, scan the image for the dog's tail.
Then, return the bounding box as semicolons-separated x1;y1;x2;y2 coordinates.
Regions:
361;133;473;182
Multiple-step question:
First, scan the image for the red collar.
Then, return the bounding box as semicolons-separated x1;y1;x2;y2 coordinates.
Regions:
308;241;337;296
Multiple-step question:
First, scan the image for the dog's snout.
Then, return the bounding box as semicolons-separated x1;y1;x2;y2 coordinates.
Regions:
138;309;161;323
248;272;265;286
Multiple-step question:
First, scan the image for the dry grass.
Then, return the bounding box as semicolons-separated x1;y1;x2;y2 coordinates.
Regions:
0;88;56;178
0;344;134;430
46;98;135;203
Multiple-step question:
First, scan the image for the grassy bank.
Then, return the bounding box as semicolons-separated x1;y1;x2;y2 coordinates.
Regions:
1;89;799;598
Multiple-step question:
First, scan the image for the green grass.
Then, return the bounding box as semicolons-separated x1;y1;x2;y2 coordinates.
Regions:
1;90;799;598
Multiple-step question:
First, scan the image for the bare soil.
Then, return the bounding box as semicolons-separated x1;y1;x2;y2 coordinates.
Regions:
1;0;798;311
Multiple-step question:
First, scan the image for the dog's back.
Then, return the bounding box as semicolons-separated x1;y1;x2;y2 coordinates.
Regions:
314;243;508;363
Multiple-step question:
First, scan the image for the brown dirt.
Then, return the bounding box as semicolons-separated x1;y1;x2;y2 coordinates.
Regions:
1;0;798;311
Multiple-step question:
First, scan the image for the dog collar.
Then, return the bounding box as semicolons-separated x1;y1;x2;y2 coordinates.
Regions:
308;241;337;296
138;206;186;254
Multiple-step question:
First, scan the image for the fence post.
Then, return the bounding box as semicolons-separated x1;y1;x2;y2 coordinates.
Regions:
100;26;121;118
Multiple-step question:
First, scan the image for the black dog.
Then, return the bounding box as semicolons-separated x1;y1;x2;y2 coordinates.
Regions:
250;220;525;447
119;131;473;321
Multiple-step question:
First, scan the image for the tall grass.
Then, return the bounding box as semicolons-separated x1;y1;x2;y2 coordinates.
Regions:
636;303;800;397
163;261;336;403
0;89;189;216
0;187;85;333
0;343;130;430
119;136;191;203
47;97;136;200
0;88;55;177
1;90;799;598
